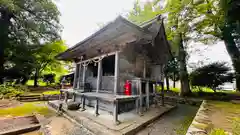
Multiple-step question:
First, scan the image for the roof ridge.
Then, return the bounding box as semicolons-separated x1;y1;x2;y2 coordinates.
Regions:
139;15;162;28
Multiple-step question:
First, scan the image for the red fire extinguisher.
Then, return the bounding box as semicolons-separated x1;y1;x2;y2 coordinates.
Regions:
124;80;131;95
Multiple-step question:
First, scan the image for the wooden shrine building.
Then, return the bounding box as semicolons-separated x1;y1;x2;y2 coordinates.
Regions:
56;15;171;124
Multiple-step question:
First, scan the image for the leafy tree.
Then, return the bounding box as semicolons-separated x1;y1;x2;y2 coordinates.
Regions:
128;0;162;25
43;73;55;85
59;73;74;86
164;0;199;96
0;0;61;83
191;0;240;90
4;43;36;84
190;62;234;92
128;0;193;96
33;40;67;87
165;57;180;88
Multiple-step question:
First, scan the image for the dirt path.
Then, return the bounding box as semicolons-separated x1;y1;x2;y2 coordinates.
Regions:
137;104;199;135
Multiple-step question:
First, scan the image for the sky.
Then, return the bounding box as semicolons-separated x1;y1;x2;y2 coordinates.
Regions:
56;0;139;46
56;0;232;69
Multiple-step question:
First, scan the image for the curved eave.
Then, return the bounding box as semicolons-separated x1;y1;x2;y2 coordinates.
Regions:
56;16;153;61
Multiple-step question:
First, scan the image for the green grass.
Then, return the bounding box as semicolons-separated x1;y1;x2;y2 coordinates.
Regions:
201;101;240;135
208;120;240;135
26;80;47;86
23;90;60;96
209;129;227;135
232;118;240;135
0;102;54;117
156;86;236;94
156;86;181;93
175;115;195;135
42;90;60;95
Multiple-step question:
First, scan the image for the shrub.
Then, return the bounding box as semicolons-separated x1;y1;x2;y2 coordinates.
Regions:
0;84;29;98
190;62;234;92
43;73;56;85
13;84;29;92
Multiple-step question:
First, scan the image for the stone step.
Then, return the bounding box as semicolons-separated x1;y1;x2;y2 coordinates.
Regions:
19;99;42;102
19;95;41;97
19;97;41;100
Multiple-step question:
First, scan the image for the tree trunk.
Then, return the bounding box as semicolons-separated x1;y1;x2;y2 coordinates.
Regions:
173;72;176;88
165;74;170;91
34;68;39;87
21;76;29;85
0;9;11;84
223;26;240;91
178;33;191;96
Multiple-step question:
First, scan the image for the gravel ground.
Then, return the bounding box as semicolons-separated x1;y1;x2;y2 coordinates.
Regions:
41;104;198;135
65;126;93;135
137;104;199;135
41;116;93;135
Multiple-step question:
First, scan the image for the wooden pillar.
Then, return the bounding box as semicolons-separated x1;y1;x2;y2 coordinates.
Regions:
72;93;76;102
153;82;157;107
114;51;120;95
96;60;102;92
135;80;140;113
77;64;82;89
81;96;86;111
161;82;165;106
59;90;63;100
146;80;150;109
160;65;165;106
82;64;86;91
113;100;120;125
95;59;102;116
139;80;143;115
64;92;68;103
135;98;139;113
73;64;79;89
143;60;146;78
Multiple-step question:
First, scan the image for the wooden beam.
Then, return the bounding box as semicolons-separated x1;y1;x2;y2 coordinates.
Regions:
114;51;120;95
76;51;116;64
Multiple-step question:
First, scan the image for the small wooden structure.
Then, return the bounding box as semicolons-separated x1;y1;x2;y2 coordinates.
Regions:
56;15;171;124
